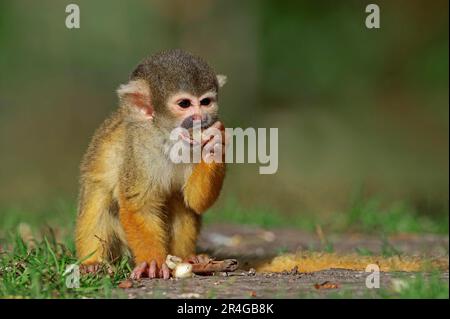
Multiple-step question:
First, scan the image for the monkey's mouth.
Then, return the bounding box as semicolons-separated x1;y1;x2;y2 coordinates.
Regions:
178;116;215;145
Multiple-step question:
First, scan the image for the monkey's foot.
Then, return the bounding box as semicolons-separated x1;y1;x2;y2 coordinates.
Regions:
130;260;170;280
80;263;102;275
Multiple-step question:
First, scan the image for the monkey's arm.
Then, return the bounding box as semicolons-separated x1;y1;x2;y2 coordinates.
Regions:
119;193;169;267
183;161;226;214
167;193;201;258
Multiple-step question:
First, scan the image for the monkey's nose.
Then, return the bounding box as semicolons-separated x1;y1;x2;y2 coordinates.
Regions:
191;114;202;121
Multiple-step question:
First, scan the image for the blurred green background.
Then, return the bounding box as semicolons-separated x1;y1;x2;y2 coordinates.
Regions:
0;0;448;231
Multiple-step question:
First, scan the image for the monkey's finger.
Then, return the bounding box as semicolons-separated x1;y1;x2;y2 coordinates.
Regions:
160;263;171;280
213;144;225;163
149;260;158;279
200;131;215;146
204;135;224;153
211;121;225;131
202;134;222;150
155;264;169;279
201;121;224;146
204;121;224;133
223;129;231;147
203;148;222;163
130;261;148;280
203;152;213;163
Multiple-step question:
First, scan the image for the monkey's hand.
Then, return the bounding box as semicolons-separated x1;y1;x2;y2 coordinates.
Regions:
183;122;226;214
201;121;227;163
130;260;171;280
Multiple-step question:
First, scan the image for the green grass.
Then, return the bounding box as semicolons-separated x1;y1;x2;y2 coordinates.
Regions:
300;273;449;299
205;198;449;234
0;227;448;299
204;199;294;229
380;273;449;299
0;197;448;299
0;232;130;298
342;199;449;234
1;196;448;236
354;247;374;256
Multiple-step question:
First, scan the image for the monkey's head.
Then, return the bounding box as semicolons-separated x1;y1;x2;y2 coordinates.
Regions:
117;49;226;135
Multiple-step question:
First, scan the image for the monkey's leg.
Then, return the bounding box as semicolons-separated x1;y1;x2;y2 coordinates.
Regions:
75;187;116;269
119;197;170;279
183;161;225;214
168;194;201;259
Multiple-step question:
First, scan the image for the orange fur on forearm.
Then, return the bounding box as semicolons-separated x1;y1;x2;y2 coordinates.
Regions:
183;161;225;214
167;195;200;258
119;200;168;266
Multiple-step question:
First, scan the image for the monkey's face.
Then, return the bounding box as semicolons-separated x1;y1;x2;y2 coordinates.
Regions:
168;91;218;127
165;90;219;144
118;50;227;141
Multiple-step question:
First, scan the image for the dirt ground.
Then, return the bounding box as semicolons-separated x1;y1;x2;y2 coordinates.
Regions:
118;224;449;298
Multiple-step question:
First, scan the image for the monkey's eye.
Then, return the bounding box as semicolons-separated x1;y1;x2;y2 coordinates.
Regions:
178;99;191;108
200;98;211;106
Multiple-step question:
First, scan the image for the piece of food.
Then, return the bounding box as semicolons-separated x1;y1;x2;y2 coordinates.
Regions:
190;258;239;274
165;254;239;277
174;263;193;279
166;255;183;270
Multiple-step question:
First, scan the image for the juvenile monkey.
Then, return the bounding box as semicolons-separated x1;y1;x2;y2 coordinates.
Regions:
75;49;227;279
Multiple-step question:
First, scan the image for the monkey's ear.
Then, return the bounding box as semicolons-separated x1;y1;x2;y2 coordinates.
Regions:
216;74;227;88
117;79;154;118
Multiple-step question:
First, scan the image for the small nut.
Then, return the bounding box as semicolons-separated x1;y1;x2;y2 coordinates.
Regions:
166;255;182;270
174;263;193;279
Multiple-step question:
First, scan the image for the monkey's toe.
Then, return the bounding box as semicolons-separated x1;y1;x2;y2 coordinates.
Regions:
130;261;149;280
130;260;171;280
159;262;170;280
80;263;102;275
148;260;158;279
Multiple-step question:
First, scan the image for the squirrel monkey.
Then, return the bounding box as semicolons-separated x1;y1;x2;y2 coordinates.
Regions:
75;49;227;279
